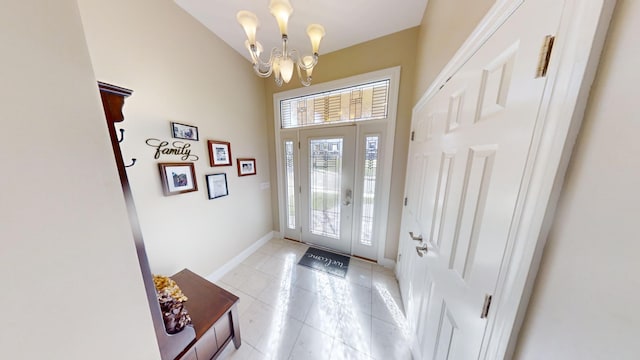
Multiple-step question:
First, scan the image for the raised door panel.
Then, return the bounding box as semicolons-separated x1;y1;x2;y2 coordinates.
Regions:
430;152;456;250
449;145;497;282
433;302;460;360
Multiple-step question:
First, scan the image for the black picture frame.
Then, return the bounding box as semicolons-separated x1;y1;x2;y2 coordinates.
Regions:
206;173;229;199
171;122;199;141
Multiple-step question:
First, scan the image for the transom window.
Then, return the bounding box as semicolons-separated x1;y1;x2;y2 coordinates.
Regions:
279;79;390;129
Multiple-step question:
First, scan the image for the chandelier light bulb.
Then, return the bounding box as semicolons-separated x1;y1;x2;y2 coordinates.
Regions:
280;57;295;83
236;11;259;45
307;24;325;54
302;56;315;77
269;0;293;36
273;58;281;76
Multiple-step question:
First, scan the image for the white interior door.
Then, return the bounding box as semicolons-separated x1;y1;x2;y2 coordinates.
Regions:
399;0;565;358
300;126;356;254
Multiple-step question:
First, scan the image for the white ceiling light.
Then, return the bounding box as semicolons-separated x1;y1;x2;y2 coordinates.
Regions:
236;0;325;87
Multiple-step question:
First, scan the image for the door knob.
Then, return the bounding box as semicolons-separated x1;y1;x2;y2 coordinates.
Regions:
416;243;428;257
409;231;423;242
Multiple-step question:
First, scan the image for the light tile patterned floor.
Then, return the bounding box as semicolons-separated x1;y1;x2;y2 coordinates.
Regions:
216;238;412;360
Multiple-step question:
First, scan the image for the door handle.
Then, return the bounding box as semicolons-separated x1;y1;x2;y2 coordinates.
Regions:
408;231;423;242
416;243;428;257
343;189;352;206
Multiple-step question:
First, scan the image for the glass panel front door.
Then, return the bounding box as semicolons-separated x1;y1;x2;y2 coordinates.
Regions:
309;138;343;239
300;126;356;254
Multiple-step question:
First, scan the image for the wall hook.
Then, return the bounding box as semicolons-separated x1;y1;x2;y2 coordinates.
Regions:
117;128;126;143
125;158;137;168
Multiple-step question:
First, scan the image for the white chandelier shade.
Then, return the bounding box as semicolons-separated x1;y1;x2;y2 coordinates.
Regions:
236;0;325;87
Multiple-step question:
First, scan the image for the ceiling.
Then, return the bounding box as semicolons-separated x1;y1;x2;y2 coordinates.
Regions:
175;0;429;62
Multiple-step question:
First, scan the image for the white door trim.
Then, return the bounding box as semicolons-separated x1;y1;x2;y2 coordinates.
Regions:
273;66;400;264
411;0;616;358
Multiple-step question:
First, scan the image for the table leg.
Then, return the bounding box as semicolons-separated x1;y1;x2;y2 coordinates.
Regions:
230;304;241;349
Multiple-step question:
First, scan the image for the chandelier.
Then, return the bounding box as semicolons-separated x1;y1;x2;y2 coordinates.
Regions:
236;0;325;87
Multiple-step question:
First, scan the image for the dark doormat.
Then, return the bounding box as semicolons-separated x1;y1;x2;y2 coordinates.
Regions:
298;247;350;278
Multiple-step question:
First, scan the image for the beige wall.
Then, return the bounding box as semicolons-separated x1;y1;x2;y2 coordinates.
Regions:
265;28;419;261
77;0;273;277
514;1;640;358
0;1;159;358
414;0;495;101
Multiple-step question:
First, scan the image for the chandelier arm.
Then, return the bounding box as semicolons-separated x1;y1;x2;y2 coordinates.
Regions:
249;45;286;78
270;46;283;61
296;65;311;87
246;44;261;65
296;53;318;70
253;63;273;78
288;49;300;63
247;46;273;68
274;70;283;87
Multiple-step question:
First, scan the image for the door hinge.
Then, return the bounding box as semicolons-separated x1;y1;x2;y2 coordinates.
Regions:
298;141;301;149
480;294;493;319
404;197;408;206
299;185;302;193
410;131;415;141
535;35;555;78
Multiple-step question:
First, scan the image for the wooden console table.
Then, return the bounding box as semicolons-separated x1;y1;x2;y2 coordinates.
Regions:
172;269;241;360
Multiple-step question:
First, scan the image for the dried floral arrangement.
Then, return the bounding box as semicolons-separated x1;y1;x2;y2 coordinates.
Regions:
153;275;192;334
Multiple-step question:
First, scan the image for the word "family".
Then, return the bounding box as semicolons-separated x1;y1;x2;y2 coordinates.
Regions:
146;138;199;161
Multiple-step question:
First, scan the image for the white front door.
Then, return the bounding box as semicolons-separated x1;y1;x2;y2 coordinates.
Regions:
299;126;356;254
400;0;565;358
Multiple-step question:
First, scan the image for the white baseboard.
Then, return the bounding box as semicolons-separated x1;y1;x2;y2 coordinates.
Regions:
378;257;396;271
206;230;396;282
206;231;276;282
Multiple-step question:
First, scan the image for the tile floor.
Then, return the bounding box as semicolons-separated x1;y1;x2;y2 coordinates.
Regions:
216;237;413;360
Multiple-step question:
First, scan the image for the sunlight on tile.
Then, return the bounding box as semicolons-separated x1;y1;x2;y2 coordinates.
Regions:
374;284;410;339
330;341;370;360
216;238;412;360
289;324;335;359
260;256;296;357
371;317;412;360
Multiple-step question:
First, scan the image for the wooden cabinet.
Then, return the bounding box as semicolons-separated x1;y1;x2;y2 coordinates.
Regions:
172;269;241;360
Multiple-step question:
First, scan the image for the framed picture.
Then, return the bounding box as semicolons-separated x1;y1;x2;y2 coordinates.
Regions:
208;140;233;167
237;158;257;176
158;162;198;196
171;122;199;141
206;173;229;199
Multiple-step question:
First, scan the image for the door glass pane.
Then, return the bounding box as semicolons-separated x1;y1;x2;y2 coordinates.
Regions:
360;136;379;246
284;141;296;230
309;138;343;239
